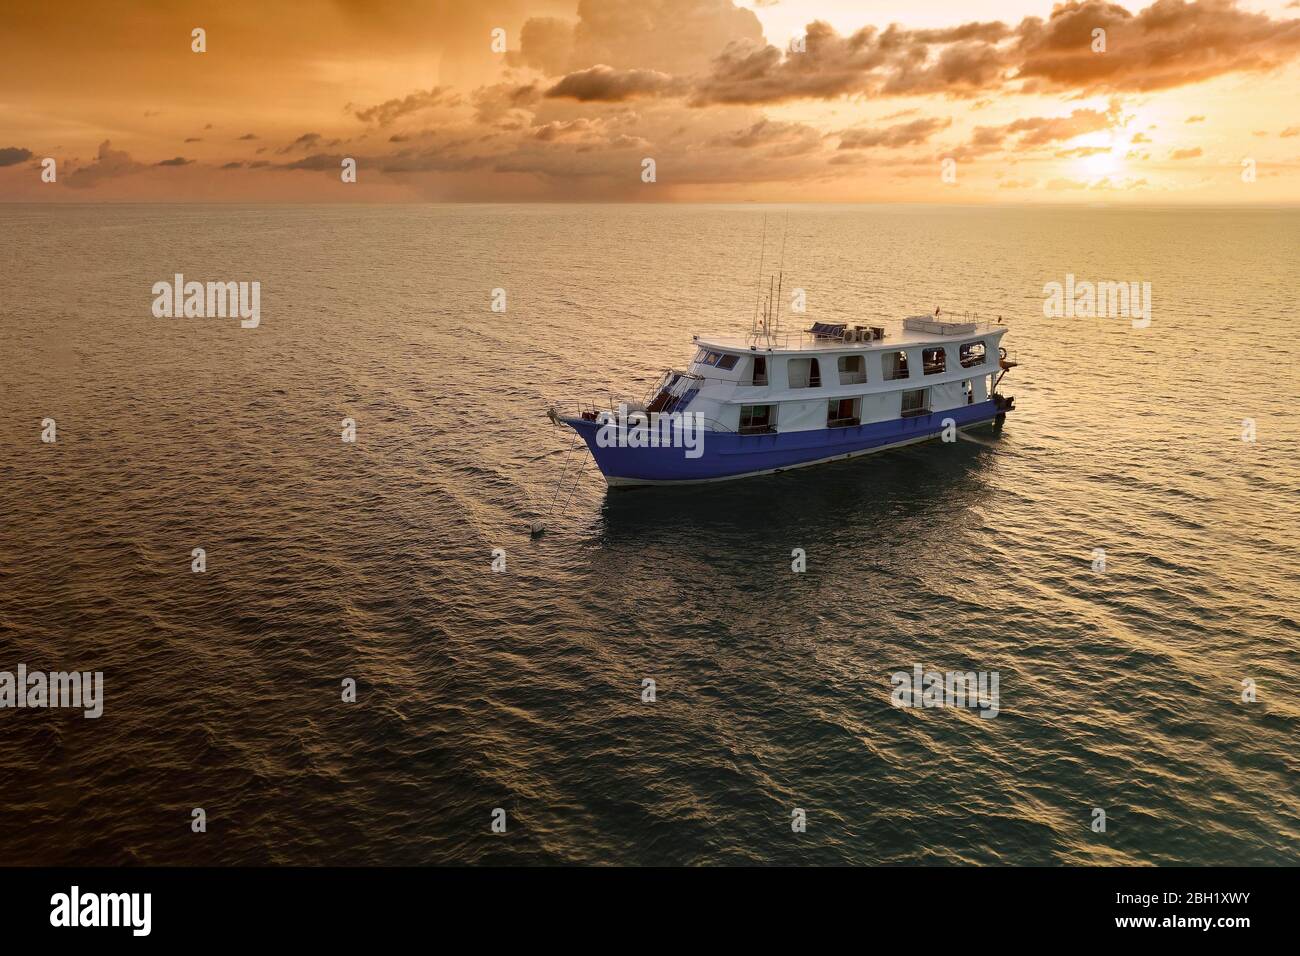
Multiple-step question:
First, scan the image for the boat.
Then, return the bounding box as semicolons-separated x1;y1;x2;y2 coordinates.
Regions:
548;303;1018;487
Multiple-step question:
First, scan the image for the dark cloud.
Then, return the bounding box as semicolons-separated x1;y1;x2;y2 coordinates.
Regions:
278;132;322;153
0;146;34;167
155;157;193;166
278;153;348;171
66;140;144;187
348;87;460;125
837;117;953;149
237;133;258;140
688;1;1300;105
1015;0;1300;94
545;65;685;102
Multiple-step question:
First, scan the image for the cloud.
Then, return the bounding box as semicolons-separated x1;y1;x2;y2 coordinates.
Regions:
545;65;685;102
155;157;193;166
0;146;34;167
66;140;144;188
710;119;824;156
1015;0;1300;94
237;133;258;140
510;17;575;75
531;118;601;142
1186;115;1206;123
348;87;460;125
957;106;1118;160
837;117;953;149
514;0;764;76
1281;126;1300;137
472;83;542;127
278;153;348;171
1170;146;1202;158
1005;107;1115;146
221;161;245;169
689;1;1300;105
278;132;322;153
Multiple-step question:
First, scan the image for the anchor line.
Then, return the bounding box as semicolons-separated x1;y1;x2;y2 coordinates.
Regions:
544;432;582;521
557;455;592;518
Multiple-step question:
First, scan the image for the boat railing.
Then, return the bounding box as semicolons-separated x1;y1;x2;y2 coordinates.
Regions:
737;314;1006;350
547;395;736;433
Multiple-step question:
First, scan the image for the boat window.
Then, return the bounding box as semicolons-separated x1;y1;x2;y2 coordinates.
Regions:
788;357;821;388
882;351;910;381
715;353;739;370
751;355;767;386
827;397;860;428
960;341;987;368
703;351;723;366
900;388;930;417
838;355;866;385
739;404;776;434
693;348;708;364
923;347;946;375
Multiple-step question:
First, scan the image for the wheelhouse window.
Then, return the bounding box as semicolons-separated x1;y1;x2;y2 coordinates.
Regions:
959;341;987;368
751;355;767;386
827;397;860;428
900;388;930;417
788;357;821;388
882;351;910;381
697;350;740;370
837;354;866;385
739;404;776;434
923;347;946;375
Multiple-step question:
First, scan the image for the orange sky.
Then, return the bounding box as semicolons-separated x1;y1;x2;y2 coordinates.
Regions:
1;0;1298;202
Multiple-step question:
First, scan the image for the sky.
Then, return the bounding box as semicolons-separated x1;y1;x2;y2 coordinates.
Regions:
1;0;1298;202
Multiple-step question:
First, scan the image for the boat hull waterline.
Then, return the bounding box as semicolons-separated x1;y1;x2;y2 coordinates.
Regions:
562;399;1002;486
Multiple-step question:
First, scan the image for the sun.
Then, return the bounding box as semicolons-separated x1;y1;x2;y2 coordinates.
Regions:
1080;150;1121;178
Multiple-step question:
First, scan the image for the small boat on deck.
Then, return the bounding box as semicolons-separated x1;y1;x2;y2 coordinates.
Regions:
548;308;1018;487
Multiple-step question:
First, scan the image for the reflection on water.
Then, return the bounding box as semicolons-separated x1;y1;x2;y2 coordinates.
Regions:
1;203;1297;865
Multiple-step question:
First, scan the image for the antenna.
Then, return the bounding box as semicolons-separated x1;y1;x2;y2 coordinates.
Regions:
752;215;768;335
773;214;789;334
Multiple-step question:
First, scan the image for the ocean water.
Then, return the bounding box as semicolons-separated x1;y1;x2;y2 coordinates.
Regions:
0;203;1297;866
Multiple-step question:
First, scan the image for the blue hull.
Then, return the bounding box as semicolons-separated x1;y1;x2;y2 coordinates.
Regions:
563;400;1003;485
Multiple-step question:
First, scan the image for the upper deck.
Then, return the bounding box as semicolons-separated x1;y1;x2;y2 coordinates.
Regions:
695;315;1007;355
